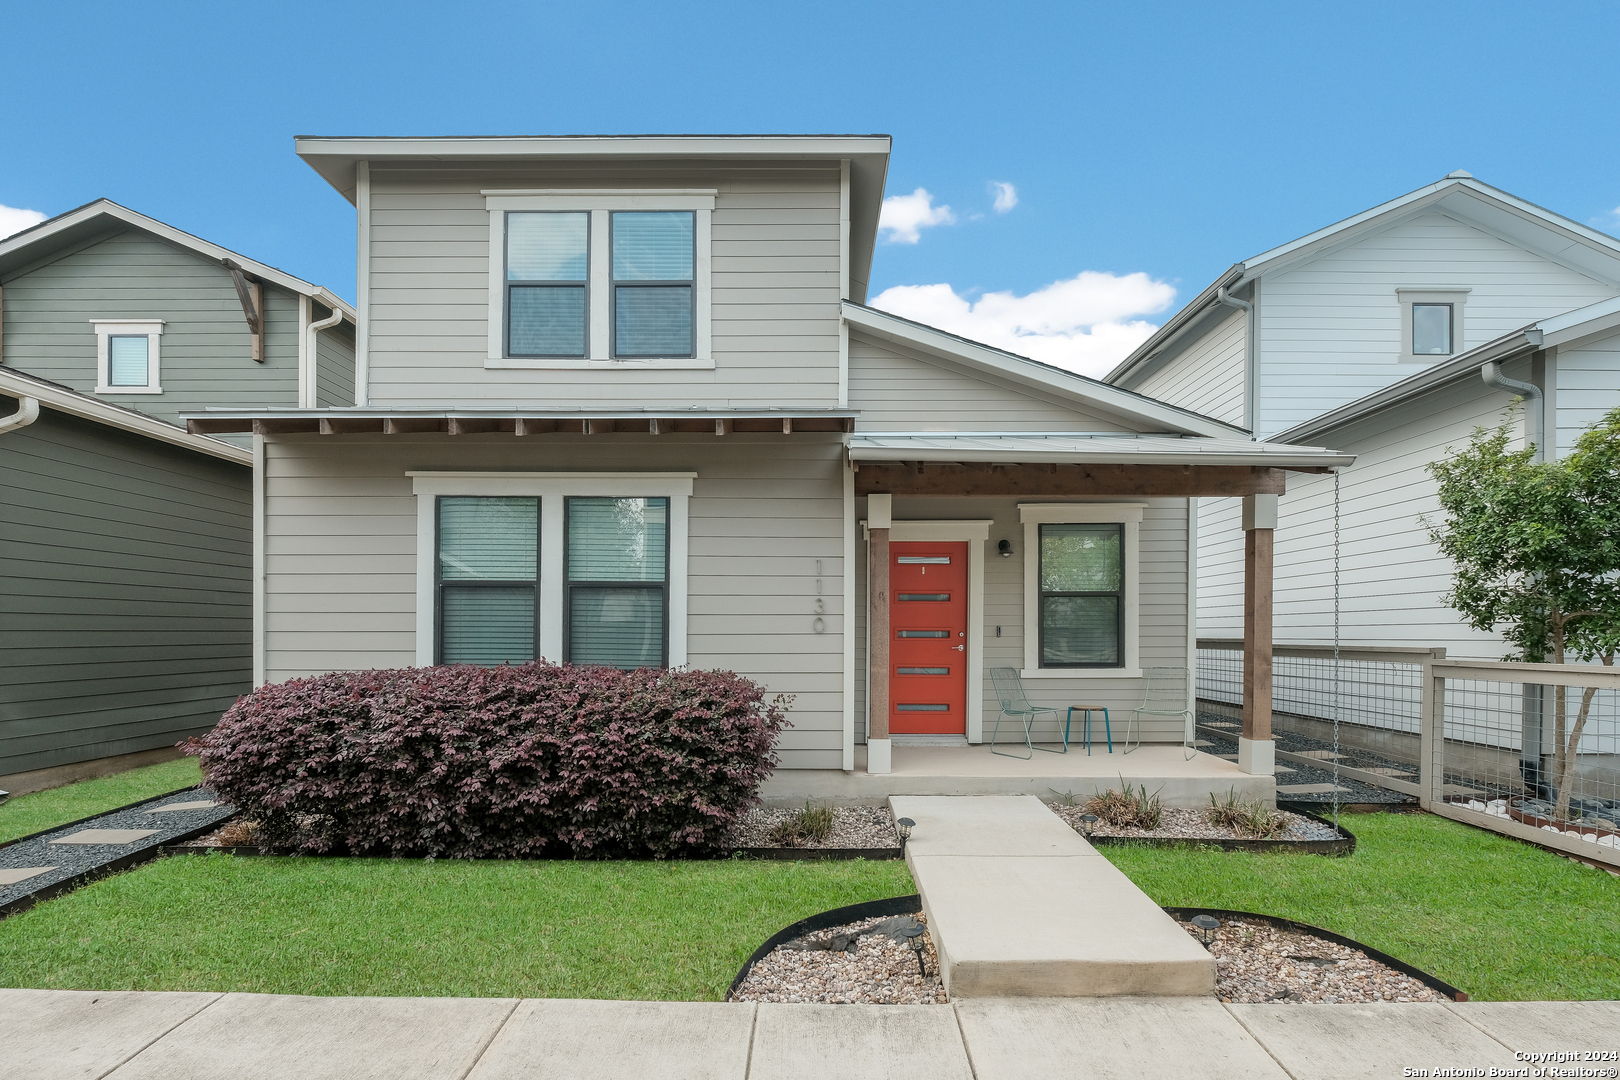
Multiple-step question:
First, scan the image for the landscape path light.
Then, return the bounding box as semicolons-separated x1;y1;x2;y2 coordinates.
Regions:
1190;914;1221;949
1079;813;1098;839
899;922;927;977
896;817;915;852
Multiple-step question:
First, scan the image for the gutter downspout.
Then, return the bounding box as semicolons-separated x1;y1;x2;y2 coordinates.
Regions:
1217;284;1256;438
1481;357;1544;461
304;303;346;408
0;396;40;435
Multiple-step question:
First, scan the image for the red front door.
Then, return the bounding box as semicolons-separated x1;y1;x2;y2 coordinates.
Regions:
889;541;968;735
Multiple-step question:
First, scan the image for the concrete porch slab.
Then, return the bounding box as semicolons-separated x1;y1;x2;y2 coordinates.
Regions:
956;997;1289;1080
1225;1003;1519;1080
467;999;753;1080
107;993;518;1080
749;1003;973;1080
761;744;1275;807
894;795;1213;998
0;989;220;1080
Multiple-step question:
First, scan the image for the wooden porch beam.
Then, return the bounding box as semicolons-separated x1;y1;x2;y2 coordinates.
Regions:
1240;493;1276;775
853;462;1288;498
868;520;891;770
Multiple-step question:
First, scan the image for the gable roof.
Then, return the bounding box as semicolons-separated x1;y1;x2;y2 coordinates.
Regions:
0;366;252;465
843;301;1247;439
1106;173;1620;386
0;199;356;318
1270;294;1620;445
296;134;890;304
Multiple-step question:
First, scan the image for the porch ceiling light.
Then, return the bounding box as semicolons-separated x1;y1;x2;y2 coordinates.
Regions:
1190;914;1221;949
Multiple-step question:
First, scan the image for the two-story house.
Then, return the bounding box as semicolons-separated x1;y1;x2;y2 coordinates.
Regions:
0;200;356;790
190;135;1349;800
1104;173;1620;660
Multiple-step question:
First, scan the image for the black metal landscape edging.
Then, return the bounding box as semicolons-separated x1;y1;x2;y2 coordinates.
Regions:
1082;807;1356;856
0;786;200;852
0;816;226;921
1162;905;1468;1002
728;846;902;861
726;893;922;1000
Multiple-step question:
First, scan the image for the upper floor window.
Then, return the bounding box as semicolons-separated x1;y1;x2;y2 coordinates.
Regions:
91;319;164;394
1397;288;1469;363
485;191;714;369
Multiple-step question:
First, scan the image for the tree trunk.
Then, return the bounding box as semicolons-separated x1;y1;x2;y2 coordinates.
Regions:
1553;653;1613;824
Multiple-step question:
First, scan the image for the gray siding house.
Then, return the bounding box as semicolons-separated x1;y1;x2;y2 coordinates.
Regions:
191;135;1348;798
0;203;356;789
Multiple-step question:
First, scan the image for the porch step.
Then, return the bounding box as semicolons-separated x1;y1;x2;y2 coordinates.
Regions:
890;795;1214;998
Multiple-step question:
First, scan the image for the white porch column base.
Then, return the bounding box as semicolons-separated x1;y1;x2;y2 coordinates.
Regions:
867;738;892;775
1238;737;1274;776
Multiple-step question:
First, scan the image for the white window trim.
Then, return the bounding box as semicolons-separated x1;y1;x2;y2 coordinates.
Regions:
1019;503;1143;680
1396;287;1470;363
91;319;164;394
410;472;694;668
484;192;715;370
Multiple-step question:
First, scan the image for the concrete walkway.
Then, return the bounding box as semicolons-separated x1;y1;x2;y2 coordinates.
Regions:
891;794;1213;996
5;988;1612;1080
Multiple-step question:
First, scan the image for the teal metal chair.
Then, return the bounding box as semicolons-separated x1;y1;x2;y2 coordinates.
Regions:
989;667;1068;759
1128;666;1193;757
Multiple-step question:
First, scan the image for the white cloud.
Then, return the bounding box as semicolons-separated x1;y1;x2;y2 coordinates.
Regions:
991;181;1018;213
871;271;1177;377
0;203;46;239
879;188;955;244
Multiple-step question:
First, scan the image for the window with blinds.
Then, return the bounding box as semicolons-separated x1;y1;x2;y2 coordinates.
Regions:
506;212;589;357
107;335;151;386
1038;522;1123;667
611;212;694;358
435;496;539;665
565;496;669;668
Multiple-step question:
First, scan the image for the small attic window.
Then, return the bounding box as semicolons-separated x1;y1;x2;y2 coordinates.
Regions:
91;319;164;394
1412;304;1453;356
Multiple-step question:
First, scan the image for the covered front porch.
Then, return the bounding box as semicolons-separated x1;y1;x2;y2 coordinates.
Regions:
845;431;1354;804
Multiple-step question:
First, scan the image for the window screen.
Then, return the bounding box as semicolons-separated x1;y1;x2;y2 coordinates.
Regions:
611;212;693;358
108;335;150;386
1038;523;1123;667
507;212;589;357
1413;303;1452;356
565;496;669;668
436;497;539;665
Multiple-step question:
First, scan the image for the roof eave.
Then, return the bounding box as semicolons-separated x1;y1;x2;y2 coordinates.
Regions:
1102;264;1247;386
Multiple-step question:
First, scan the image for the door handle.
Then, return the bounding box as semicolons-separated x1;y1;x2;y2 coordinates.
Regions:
952;644;965;652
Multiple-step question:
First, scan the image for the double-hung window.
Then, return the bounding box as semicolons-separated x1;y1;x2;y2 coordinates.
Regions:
415;474;691;670
485;192;713;368
1020;503;1143;678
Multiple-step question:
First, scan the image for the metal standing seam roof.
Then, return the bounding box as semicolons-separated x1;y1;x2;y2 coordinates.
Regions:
847;433;1355;469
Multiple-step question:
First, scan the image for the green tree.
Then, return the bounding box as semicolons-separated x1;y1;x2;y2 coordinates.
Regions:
1425;406;1620;823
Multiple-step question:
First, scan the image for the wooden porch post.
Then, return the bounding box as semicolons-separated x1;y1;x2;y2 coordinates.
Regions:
867;494;892;774
1240;493;1276;775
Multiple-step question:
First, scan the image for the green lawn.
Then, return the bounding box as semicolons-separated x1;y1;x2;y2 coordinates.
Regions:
0;758;202;844
1101;811;1620;1001
0;854;914;1000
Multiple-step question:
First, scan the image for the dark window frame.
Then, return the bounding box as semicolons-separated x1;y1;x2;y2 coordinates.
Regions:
433;495;542;666
562;496;672;669
505;211;590;359
609;211;696;360
1037;521;1125;669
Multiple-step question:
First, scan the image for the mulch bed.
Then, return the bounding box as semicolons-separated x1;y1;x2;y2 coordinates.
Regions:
1050;803;1341;843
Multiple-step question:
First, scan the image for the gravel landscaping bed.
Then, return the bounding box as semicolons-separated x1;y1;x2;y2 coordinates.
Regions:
1185;916;1442;1003
731;913;946;1004
1198;718;1414;805
726;806;898;850
0;788;234;909
1051;803;1341;842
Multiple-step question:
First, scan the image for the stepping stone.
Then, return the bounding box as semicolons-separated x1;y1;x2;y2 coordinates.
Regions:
1275;783;1353;796
1274;766;1297;774
1291;750;1342;760
148;801;219;813
1359;767;1416;778
49;829;158;845
0;867;57;886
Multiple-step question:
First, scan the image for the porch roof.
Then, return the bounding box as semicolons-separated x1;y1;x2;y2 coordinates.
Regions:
847;432;1354;470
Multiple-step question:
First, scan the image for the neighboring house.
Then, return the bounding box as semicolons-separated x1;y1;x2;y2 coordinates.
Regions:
1103;173;1620;661
0;202;357;788
190;135;1348;788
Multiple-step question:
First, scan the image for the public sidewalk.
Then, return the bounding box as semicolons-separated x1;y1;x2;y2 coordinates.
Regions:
6;988;1614;1080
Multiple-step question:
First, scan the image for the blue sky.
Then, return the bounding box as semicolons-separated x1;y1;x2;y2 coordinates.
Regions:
3;0;1617;375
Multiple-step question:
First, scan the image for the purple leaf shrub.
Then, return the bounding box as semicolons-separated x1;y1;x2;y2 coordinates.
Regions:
184;662;789;858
